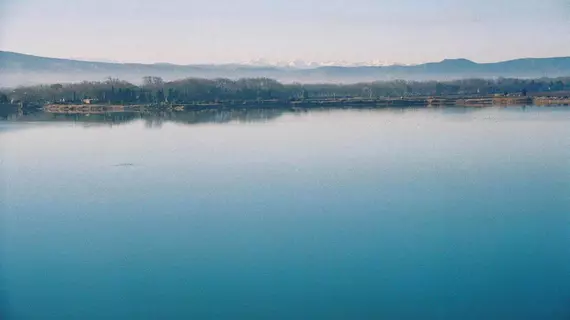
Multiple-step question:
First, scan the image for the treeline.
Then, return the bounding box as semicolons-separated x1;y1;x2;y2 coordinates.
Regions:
2;76;570;105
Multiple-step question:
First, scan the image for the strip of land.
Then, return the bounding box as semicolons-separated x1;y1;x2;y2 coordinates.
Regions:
36;96;569;114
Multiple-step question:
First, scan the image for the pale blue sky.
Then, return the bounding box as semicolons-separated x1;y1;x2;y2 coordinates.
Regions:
0;0;569;64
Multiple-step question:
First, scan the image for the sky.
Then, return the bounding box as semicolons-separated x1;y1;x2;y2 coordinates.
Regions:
0;0;569;65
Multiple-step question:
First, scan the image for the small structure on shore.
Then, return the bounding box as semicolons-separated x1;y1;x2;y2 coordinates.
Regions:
83;98;96;104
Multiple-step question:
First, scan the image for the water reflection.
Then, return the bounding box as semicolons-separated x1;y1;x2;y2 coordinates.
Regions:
0;109;291;127
0;105;501;126
2;105;567;132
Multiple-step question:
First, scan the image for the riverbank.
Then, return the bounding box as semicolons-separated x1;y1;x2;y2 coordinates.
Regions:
39;95;570;114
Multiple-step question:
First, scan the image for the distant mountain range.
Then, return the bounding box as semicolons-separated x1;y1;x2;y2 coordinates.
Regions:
1;51;570;87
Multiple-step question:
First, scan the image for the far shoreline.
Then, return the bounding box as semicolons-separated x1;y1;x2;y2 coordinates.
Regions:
39;95;569;113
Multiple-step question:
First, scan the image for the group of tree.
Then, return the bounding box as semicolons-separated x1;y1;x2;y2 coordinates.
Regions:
2;76;570;105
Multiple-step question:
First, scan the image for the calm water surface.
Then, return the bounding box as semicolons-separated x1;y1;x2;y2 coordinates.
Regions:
1;107;570;319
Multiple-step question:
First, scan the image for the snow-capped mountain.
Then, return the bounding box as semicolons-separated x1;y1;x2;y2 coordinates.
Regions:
243;58;397;68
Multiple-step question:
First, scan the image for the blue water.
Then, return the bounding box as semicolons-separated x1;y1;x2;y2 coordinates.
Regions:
2;107;570;319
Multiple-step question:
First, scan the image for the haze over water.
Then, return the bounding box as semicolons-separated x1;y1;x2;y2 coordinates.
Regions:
2;107;570;319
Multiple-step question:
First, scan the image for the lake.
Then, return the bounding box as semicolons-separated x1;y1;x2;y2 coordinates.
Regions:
1;107;570;319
